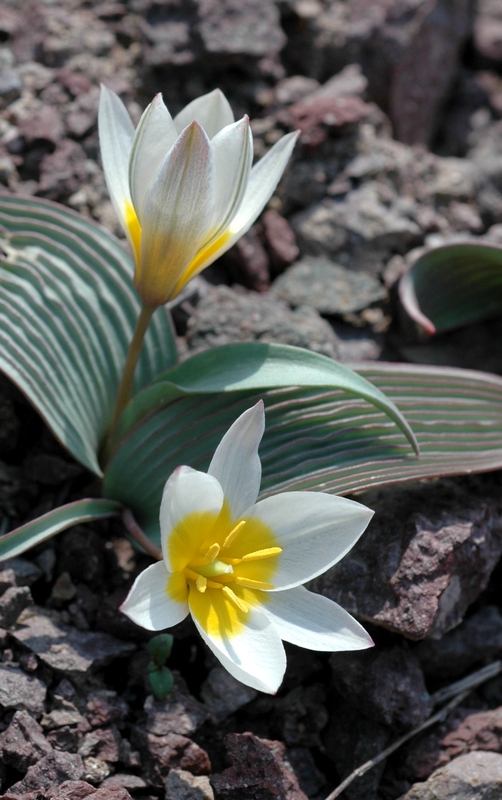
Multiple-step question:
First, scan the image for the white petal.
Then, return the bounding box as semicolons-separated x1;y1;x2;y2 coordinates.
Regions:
174;89;234;138
208;402;264;520
120;561;188;631
98;84;135;231
138;121;215;305
209;116;253;234
261;586;374;651
180;130;298;276
160;466;224;570
191;604;286;694
129;94;178;219
228;131;299;241
247;492;373;590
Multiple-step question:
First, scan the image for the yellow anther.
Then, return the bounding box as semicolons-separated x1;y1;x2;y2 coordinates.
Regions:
222;520;246;549
240;547;282;562
196;575;207;593
234;576;274;590
193;542;220;565
222;586;249;614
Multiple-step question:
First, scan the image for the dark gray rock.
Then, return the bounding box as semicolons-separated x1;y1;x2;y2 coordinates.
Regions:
0;557;43;586
12;609;135;679
291;184;422;269
196;0;286;58
0;665;47;715
399;751;502;800
415;606;502;680
311;479;502;640
330;646;432;733
184;284;340;359
272;256;387;315
200;666;257;723
144;673;210;737
0;585;32;628
211;733;308;800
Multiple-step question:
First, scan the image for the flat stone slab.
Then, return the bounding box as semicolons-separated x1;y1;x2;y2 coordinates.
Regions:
12;609;135;678
272;256;387;315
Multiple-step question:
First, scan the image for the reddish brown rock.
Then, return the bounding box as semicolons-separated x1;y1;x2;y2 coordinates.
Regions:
0;710;53;772
311;480;502;640
211;732;307;800
131;728;211;786
4;750;84;796
223;228;270;291
277;67;370;149
262;210;299;274
37;139;88;200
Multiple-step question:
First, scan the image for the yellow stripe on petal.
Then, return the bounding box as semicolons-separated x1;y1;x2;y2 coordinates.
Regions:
189;583;265;639
124;200;142;268
166;571;189;605
172;229;231;296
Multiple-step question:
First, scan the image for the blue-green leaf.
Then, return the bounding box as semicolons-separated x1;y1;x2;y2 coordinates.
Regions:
102;362;502;548
399;241;502;334
0;194;177;476
0;498;122;561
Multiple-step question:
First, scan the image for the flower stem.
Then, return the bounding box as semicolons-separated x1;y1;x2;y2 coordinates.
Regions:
103;303;155;461
122;508;162;560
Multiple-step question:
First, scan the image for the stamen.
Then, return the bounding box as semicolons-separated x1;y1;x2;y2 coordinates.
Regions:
185;568;201;582
240;547;282;562
206;579;224;589
222;520;246;549
193;542;220;565
234;576;274;590
222;586;249;614
196;575;207;593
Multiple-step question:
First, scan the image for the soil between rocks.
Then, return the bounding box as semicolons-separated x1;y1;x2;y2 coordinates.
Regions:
1;2;502;799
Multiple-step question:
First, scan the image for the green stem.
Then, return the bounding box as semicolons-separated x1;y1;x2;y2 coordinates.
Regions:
104;303;156;459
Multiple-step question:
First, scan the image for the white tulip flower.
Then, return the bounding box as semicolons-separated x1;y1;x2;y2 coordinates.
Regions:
121;402;374;694
98;87;298;307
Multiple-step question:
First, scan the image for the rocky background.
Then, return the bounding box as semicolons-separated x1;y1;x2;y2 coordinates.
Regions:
1;0;502;798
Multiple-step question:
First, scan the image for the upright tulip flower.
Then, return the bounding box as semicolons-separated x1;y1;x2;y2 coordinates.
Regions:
121;402;374;694
98;86;298;307
98;87;298;443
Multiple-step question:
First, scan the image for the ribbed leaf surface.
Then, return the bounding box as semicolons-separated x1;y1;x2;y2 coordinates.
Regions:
0;498;122;560
0;194;177;476
399;242;502;334
103;362;502;544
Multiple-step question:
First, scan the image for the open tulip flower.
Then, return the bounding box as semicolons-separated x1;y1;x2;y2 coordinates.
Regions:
121;402;374;693
98;86;298;307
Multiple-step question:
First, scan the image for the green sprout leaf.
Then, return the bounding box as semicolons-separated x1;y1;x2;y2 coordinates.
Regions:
148;664;174;700
104;358;502;548
0;194;177;476
147;634;174;665
399;241;502;335
0;498;122;561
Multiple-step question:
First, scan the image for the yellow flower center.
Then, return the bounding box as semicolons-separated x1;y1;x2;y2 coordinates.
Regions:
166;504;281;638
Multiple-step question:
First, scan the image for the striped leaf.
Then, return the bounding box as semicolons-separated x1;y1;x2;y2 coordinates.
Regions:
103;362;502;546
0;498;122;560
399;241;502;334
0;194;177;476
